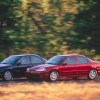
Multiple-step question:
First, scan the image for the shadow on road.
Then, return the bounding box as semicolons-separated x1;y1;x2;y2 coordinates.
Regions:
0;77;100;86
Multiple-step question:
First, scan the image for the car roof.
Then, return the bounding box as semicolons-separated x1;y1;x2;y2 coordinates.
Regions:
10;54;41;57
56;54;85;57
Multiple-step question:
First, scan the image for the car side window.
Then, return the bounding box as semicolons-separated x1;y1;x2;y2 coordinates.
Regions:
63;56;76;65
77;56;88;64
30;56;42;64
17;56;30;64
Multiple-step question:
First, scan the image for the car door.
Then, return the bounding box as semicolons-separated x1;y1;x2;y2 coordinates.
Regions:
13;56;31;77
30;55;45;67
60;56;77;77
76;56;91;76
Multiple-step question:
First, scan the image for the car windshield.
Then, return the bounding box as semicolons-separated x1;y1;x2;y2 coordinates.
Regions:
1;56;20;64
45;56;65;65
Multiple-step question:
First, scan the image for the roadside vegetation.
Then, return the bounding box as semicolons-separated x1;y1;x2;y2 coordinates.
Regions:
0;0;100;60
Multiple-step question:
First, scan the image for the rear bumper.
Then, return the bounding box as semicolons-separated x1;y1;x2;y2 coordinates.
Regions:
26;71;49;80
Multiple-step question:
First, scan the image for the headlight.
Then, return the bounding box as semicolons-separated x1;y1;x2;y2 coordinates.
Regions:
26;68;30;72
36;67;46;72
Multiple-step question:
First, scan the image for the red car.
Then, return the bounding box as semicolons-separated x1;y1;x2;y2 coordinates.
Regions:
26;54;100;81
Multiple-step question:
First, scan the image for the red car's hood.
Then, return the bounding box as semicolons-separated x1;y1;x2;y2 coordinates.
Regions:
30;64;56;69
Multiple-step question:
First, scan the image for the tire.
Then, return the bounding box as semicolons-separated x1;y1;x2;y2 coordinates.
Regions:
88;69;97;80
3;70;13;81
49;70;59;82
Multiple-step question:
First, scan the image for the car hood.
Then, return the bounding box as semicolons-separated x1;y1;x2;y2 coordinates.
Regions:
30;64;56;69
0;63;11;68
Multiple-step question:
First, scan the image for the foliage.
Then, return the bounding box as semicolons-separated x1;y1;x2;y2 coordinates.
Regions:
73;0;100;54
0;0;100;60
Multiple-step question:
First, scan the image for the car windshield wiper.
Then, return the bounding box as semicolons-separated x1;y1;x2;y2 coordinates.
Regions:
1;63;9;64
46;62;57;65
45;63;53;64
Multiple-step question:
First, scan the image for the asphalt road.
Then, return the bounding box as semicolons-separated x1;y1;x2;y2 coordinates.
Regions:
1;77;100;86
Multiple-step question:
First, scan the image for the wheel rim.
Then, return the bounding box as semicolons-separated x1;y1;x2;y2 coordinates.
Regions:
4;71;12;80
89;70;97;79
50;71;58;81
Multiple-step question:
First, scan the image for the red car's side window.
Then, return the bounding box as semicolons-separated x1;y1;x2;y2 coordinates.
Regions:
77;56;89;64
63;56;76;65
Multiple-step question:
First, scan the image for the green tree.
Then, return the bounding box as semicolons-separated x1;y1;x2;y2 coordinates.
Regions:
73;0;100;55
0;0;20;58
26;0;79;58
0;0;80;59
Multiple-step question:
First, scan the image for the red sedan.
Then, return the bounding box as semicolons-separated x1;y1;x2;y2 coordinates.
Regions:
26;54;100;81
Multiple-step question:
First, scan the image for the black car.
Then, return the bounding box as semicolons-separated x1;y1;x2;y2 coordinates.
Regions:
0;54;46;81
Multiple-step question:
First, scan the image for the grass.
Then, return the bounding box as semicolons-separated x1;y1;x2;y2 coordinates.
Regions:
0;81;100;100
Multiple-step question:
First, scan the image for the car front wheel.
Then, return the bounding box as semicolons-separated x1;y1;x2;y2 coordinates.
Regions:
49;71;59;82
3;70;13;81
88;69;97;80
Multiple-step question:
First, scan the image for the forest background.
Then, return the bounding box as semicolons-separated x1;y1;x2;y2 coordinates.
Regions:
0;0;100;61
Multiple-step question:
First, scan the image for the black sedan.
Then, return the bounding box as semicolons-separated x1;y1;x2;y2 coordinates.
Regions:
0;54;46;81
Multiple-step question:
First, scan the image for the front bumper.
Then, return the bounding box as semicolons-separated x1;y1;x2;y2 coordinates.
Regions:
26;71;49;80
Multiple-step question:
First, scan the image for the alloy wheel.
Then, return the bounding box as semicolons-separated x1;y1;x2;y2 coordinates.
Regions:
3;71;12;81
49;71;59;82
88;69;97;80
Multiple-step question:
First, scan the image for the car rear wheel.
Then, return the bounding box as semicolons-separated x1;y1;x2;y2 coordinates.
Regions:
3;71;13;81
88;69;97;80
49;71;59;82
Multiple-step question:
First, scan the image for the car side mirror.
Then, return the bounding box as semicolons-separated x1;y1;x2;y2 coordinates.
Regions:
41;61;46;64
62;63;67;66
16;62;21;66
42;59;47;64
